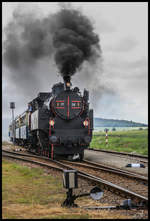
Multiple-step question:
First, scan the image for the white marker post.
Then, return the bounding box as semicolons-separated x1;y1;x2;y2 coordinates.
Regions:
105;129;108;145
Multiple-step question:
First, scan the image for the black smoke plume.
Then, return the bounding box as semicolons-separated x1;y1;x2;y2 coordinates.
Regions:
3;6;101;80
52;9;101;77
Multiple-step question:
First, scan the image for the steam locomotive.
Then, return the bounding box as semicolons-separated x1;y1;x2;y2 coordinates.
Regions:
9;76;93;160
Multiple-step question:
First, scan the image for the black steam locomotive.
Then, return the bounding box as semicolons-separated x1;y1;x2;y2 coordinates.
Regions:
9;77;93;160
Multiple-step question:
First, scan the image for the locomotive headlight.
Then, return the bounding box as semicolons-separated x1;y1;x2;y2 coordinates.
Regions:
83;120;89;127
66;82;71;87
49;119;55;126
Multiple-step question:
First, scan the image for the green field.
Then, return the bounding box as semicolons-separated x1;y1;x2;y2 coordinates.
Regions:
90;129;148;156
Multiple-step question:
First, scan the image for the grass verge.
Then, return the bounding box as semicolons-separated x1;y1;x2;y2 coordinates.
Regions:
2;159;133;219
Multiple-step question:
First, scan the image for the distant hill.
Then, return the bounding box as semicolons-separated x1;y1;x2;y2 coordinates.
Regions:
94;118;148;127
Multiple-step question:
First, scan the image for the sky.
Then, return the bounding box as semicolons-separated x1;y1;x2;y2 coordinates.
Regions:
2;2;148;140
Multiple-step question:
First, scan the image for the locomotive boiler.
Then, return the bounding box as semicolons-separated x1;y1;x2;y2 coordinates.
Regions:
9;76;93;160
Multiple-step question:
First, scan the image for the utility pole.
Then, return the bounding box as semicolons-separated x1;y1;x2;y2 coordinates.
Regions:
10;102;15;145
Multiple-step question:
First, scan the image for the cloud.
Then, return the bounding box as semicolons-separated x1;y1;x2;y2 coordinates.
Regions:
103;56;148;91
104;36;138;52
96;17;116;34
104;55;147;73
97;53;148;124
115;37;138;52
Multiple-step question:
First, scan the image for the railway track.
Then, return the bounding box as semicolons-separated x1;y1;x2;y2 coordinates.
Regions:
2;149;148;207
87;148;148;164
61;159;148;182
59;159;148;197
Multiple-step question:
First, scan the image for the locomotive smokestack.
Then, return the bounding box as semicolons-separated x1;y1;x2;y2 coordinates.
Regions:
63;76;71;90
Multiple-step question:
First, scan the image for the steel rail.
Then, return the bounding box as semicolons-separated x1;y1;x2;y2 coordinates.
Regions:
60;159;148;183
83;159;148;180
88;148;148;161
2;150;148;206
